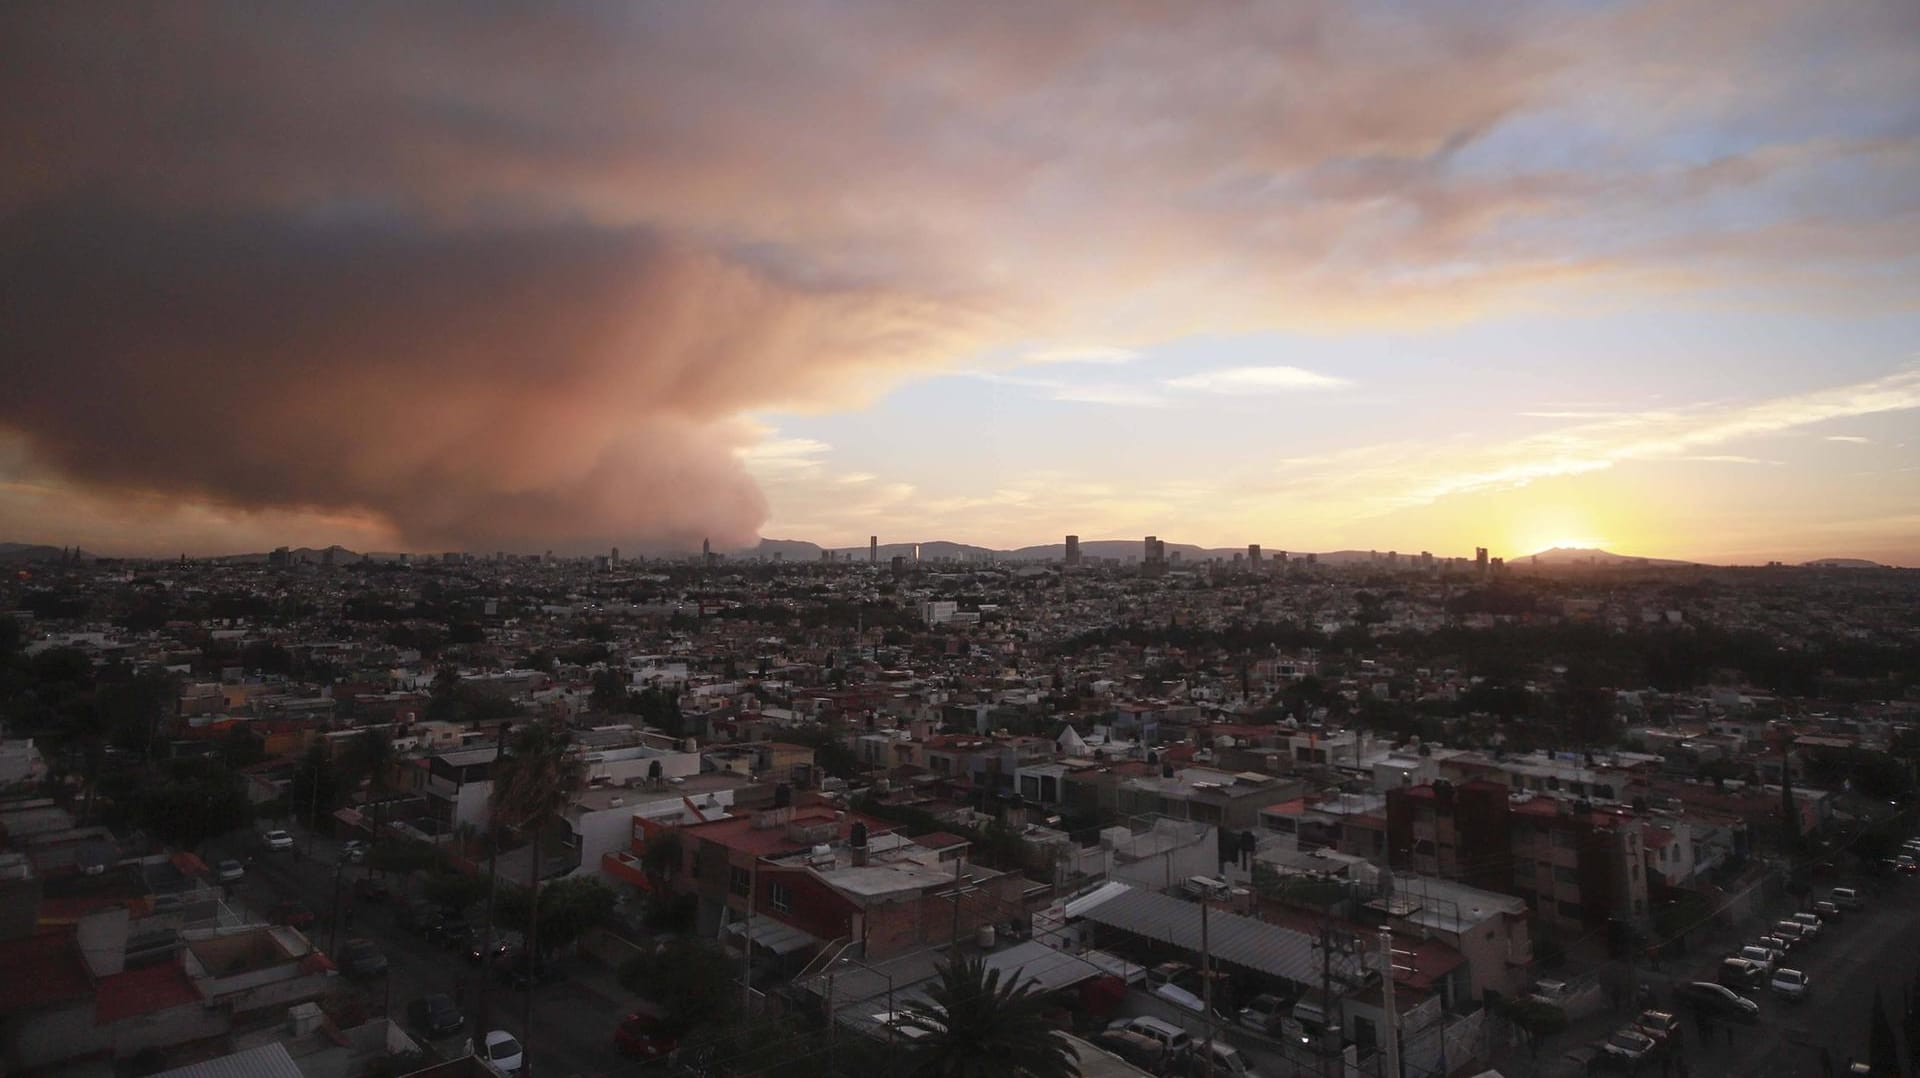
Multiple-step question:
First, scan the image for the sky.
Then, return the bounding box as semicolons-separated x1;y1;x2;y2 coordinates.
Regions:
1;1;1916;565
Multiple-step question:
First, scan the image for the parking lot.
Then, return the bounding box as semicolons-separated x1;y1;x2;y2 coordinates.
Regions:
1538;869;1920;1077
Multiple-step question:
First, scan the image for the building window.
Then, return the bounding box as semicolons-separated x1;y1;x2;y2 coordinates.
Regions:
771;883;793;913
1552;866;1579;886
1557;900;1583;920
729;866;751;897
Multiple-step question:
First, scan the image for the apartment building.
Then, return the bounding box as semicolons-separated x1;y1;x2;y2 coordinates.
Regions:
1383;781;1649;936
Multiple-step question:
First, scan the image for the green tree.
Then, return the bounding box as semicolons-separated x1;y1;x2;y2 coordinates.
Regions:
639;829;684;889
898;957;1075;1078
423;870;492;914
217;725;265;769
617;938;740;1032
368;838;442;880
489;720;587;1067
590;669;633;713
339;727;399;823
508;876;614;953
633;686;685;738
289;746;343;828
136;758;253;853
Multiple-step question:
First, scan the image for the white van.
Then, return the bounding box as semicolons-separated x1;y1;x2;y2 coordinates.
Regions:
1108;1016;1193;1057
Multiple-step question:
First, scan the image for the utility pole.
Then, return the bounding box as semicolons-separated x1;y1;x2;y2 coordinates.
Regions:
1201;899;1216;1078
1380;929;1401;1078
1320;920;1337;1078
950;856;963;949
475;722;508;1039
743;858;756;1014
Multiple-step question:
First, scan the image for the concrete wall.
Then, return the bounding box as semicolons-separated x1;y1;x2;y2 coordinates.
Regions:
78;906;130;976
107;1000;228;1059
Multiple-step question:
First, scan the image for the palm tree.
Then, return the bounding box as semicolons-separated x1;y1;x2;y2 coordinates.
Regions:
898;957;1075;1078
489;719;587;1068
339;727;397;845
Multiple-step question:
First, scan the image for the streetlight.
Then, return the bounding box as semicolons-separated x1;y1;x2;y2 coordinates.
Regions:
836;955;898;1077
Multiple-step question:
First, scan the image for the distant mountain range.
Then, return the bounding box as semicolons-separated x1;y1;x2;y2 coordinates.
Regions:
0;539;1896;570
0;542;94;564
1515;546;1697;567
772;537;1418;565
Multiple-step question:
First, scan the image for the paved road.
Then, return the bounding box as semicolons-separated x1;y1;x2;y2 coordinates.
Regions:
211;828;639;1078
1538;872;1920;1078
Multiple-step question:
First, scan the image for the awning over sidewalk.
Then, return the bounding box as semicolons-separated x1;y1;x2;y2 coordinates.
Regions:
724;917;821;956
332;808;367;829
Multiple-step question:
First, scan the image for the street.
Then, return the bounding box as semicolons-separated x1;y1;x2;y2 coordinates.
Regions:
1537;871;1920;1078
210;826;640;1078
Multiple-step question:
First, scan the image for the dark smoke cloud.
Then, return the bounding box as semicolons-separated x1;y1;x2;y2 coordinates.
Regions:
0;204;969;550
3;1;1912;551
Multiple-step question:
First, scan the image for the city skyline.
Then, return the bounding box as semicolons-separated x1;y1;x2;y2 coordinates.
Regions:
2;3;1917;566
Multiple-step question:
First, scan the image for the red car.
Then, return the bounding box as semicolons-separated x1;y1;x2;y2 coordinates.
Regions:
270;901;316;929
614;1009;679;1061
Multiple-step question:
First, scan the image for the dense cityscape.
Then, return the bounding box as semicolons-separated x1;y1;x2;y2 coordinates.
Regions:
2;541;1917;1077
6;2;1918;1077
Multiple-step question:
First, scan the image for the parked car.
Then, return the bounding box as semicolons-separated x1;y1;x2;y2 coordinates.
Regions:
264;830;294;852
1185;1039;1262;1078
1146;961;1195;991
1770;968;1810;1002
1756;933;1795;955
1634;1010;1682;1051
494;948;560;989
1790;912;1823;938
1671;981;1759;1024
269;901;316;929
341;839;369;864
1602;1029;1658;1065
1736;945;1778;974
1108;1015;1193;1057
1896;854;1918;874
336;939;388;978
1812;899;1842;922
1718;957;1766;991
481;1030;523;1074
614;1009;680;1061
1772;921;1811;946
216;859;245;884
398;900;444;937
468;937;512;965
1092;1030;1171;1073
414;993;464;1039
353;876;390;902
1237;993;1289;1034
1830;887;1863;910
438;921;477;952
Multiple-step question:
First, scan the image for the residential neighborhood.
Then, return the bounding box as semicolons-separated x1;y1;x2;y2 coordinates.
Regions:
2;546;1918;1077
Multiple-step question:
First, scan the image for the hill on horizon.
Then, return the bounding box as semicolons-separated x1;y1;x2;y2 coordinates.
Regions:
1514;546;1698;567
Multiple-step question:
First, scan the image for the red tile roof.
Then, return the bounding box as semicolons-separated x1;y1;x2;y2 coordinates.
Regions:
0;929;92;1015
94;961;199;1024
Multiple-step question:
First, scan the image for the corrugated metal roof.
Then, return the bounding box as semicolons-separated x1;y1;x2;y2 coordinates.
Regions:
151;1042;303;1078
1075;889;1367;988
1063;880;1132;918
981;940;1103;995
